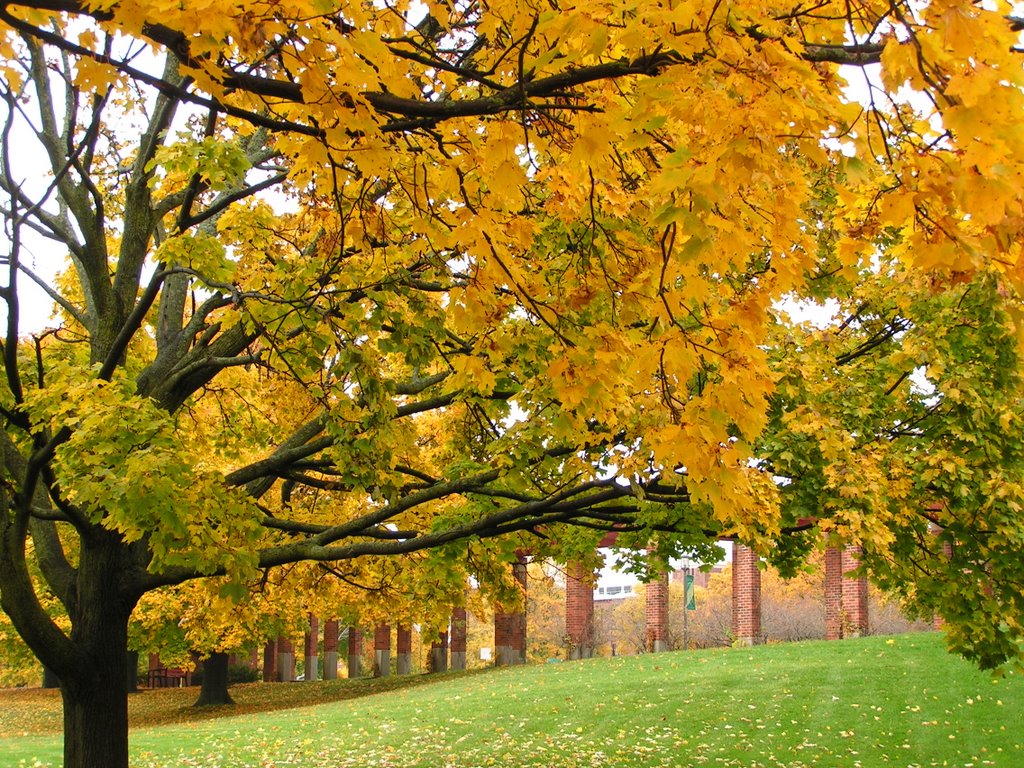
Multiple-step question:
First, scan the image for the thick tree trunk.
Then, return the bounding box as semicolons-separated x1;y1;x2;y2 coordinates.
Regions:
61;669;130;768
2;525;136;768
58;534;138;768
126;649;139;693
42;665;60;689
60;613;132;768
194;652;234;706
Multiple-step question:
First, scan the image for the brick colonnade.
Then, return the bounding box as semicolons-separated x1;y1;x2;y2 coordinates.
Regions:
396;625;413;674
257;538;872;681
323;620;340;679
732;544;762;645
262;638;276;682
275;636;296;682
841;546;869;636
565;561;595;659
429;632;449;672
825;545;869;638
824;546;844;640
645;571;670;652
494;555;528;665
373;624;391;677
304;615;319;681
258;539;874;682
347;626;364;678
263;609;467;681
260;623;369;681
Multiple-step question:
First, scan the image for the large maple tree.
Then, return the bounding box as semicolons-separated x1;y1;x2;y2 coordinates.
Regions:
1;1;1023;766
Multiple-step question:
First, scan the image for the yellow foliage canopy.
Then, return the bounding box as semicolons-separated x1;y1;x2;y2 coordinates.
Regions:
2;12;1024;760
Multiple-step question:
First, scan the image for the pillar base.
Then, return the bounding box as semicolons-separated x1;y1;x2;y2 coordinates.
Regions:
651;639;669;653
276;652;294;682
450;651;467;671
262;641;276;683
733;636;759;647
304;654;318;681
347;656;362;679
396;652;412;675
568;645;594;660
374;650;390;677
495;646;525;666
323;651;338;680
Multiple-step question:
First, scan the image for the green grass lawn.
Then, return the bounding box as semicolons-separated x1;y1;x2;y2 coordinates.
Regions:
2;633;1020;767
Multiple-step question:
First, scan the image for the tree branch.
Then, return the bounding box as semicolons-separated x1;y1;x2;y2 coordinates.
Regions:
0;0;916;146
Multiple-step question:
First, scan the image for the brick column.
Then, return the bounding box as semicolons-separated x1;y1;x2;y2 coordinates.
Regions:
304;615;319;682
645;571;670;653
450;609;468;670
262;638;277;683
430;631;449;673
566;561;595;659
276;636;295;682
396;625;413;675
347;626;363;678
374;624;391;677
495;556;528;666
732;544;762;645
494;610;514;666
841;545;869;637
323;620;340;680
824;546;843;640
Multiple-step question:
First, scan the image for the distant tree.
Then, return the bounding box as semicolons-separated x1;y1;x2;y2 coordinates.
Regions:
0;615;38;687
525;562;567;663
610;582;684;654
685;559;930;647
460;559;565;665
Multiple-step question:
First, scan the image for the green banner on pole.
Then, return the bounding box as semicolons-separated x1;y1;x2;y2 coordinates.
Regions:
684;573;695;610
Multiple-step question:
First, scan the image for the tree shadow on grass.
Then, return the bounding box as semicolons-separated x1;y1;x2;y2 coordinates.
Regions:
0;667;491;736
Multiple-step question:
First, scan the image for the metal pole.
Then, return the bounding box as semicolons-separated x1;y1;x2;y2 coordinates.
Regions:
682;566;689;650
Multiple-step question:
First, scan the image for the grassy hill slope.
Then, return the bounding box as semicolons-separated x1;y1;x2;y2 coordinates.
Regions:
2;633;1020;767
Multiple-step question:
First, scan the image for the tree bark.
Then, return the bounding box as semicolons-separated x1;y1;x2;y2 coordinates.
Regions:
42;665;60;689
126;649;139;693
61;664;130;768
194;652;234;706
57;533;139;768
2;528;138;768
60;600;132;768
